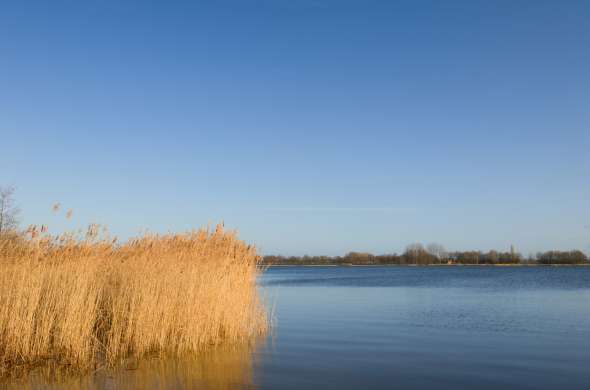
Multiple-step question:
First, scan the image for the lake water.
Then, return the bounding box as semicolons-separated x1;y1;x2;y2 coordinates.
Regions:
254;266;590;390
7;266;590;389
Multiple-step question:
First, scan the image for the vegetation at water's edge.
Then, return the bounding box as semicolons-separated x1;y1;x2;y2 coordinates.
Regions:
0;224;267;378
263;244;589;266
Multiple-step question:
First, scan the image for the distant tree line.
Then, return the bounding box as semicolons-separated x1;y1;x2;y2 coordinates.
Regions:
262;243;589;266
536;250;588;265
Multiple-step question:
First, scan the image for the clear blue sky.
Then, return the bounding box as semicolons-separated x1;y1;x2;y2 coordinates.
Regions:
1;0;588;256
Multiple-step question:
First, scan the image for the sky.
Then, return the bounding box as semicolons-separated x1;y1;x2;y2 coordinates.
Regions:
1;0;588;256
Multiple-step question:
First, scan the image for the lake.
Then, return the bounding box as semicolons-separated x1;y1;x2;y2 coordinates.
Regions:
7;266;590;389
255;266;590;389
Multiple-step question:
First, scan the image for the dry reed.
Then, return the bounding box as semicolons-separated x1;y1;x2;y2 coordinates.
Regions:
0;224;267;377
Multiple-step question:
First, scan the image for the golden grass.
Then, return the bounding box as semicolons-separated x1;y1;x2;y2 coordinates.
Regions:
0;224;267;377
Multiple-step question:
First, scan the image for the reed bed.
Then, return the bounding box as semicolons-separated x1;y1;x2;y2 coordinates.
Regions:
0;224;267;377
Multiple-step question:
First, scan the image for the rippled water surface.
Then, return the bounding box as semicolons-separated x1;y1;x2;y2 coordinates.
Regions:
254;266;590;390
7;266;590;389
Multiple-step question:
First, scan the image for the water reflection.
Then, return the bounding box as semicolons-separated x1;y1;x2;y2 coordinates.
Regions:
3;342;262;390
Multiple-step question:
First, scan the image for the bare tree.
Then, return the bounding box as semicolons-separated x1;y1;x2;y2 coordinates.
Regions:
0;186;20;234
405;243;425;265
488;250;498;264
427;243;446;264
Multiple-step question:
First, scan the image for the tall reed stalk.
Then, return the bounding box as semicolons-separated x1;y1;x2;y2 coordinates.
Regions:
0;224;267;376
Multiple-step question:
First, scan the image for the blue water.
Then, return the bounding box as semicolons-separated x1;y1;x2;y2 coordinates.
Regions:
254;266;590;389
